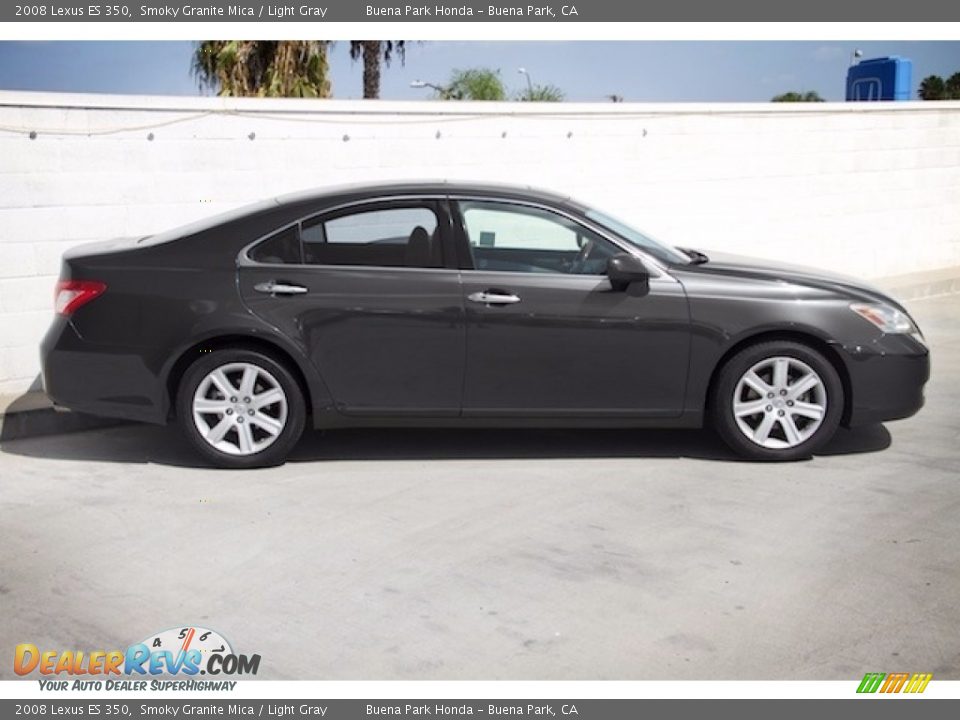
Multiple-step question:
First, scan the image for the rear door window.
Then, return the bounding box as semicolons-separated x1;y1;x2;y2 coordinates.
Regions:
302;205;443;268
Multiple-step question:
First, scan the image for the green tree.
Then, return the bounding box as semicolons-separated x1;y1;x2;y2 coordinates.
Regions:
918;73;960;100
516;84;565;102
946;72;960;99
193;41;331;97
771;91;826;102
439;68;507;101
918;75;946;100
348;41;407;99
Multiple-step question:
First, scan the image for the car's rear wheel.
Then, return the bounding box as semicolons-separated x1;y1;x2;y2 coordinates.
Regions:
710;340;843;461
176;348;306;468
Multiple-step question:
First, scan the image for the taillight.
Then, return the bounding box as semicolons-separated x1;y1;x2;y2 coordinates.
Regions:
54;280;107;316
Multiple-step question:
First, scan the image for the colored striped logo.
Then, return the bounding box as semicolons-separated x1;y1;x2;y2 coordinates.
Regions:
857;672;933;694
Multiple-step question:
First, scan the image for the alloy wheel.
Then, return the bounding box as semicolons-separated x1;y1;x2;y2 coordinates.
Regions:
732;356;827;449
191;362;289;456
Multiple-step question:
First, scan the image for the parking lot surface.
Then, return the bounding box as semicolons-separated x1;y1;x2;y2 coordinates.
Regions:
2;294;958;680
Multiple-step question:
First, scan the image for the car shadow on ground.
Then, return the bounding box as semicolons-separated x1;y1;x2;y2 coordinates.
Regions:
0;422;892;469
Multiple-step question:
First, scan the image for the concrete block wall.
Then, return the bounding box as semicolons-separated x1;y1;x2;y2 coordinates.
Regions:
1;91;959;394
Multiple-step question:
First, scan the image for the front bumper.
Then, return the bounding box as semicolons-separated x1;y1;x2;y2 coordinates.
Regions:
838;336;930;427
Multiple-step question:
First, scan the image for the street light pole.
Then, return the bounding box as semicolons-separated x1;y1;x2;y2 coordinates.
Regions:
518;67;534;96
410;79;449;98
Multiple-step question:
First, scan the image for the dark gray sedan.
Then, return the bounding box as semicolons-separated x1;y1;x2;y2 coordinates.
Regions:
41;182;929;468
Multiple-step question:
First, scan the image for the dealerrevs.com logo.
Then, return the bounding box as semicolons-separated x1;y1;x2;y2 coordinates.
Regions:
14;627;260;690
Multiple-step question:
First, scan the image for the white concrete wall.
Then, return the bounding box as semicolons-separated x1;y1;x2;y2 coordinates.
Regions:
1;91;959;394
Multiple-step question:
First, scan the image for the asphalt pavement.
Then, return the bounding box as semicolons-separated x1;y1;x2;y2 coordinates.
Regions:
1;294;958;680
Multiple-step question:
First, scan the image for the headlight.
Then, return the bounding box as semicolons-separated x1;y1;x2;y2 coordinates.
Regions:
850;302;919;335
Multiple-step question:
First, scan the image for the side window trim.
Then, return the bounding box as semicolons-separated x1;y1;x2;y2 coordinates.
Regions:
241;193;673;280
243;195;460;271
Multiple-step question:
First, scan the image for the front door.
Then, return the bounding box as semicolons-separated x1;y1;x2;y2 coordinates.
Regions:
239;198;465;416
453;199;690;417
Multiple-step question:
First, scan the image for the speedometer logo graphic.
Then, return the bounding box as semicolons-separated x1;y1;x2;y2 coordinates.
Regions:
139;626;233;673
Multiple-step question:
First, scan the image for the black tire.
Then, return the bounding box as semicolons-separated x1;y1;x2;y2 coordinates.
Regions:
176;348;306;469
710;340;844;461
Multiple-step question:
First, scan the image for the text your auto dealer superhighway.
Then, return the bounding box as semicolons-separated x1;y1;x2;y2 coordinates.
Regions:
139;4;329;17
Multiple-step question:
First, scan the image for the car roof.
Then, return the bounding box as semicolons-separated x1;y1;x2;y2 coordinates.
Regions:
274;180;577;208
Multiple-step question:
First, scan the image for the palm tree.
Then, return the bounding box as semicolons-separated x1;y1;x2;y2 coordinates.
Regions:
193;41;331;98
946;72;960;99
918;73;960;100
516;84;565;102
348;41;407;99
771;91;826;102
918;75;946;100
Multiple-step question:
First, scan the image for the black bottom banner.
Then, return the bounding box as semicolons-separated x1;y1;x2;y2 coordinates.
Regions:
3;699;958;720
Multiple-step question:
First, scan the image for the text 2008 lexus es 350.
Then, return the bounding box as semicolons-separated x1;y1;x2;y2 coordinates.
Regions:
41;182;929;468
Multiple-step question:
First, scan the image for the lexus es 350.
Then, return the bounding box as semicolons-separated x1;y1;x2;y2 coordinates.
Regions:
41;182;929;468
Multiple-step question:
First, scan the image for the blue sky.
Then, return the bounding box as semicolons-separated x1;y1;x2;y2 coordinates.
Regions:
0;41;958;101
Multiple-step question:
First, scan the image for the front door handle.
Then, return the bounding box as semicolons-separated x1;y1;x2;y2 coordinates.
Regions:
254;281;308;296
467;291;521;305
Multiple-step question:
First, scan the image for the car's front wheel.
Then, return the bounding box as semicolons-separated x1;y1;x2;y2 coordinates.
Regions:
710;341;844;461
176;348;306;468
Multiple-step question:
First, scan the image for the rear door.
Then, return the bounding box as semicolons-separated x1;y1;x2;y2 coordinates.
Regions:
238;198;465;417
452;198;690;417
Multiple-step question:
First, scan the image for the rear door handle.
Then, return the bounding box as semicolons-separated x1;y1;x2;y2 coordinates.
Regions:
254;281;308;296
467;291;521;305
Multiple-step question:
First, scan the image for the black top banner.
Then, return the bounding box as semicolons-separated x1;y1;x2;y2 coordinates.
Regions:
5;0;960;22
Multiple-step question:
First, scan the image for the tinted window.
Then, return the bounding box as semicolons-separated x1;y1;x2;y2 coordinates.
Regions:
249;225;301;264
459;201;617;275
302;206;443;268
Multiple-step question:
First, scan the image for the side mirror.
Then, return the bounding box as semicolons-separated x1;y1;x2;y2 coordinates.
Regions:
606;253;650;292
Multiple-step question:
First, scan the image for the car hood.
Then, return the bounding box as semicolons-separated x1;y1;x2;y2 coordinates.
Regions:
683;249;903;308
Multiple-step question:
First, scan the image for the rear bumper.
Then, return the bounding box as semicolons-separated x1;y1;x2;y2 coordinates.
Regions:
40;317;167;425
838;338;930;427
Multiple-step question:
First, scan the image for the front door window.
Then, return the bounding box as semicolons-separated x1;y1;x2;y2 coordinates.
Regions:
458;201;618;275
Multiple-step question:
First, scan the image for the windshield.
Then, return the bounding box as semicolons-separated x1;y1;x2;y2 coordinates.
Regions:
585;209;691;265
